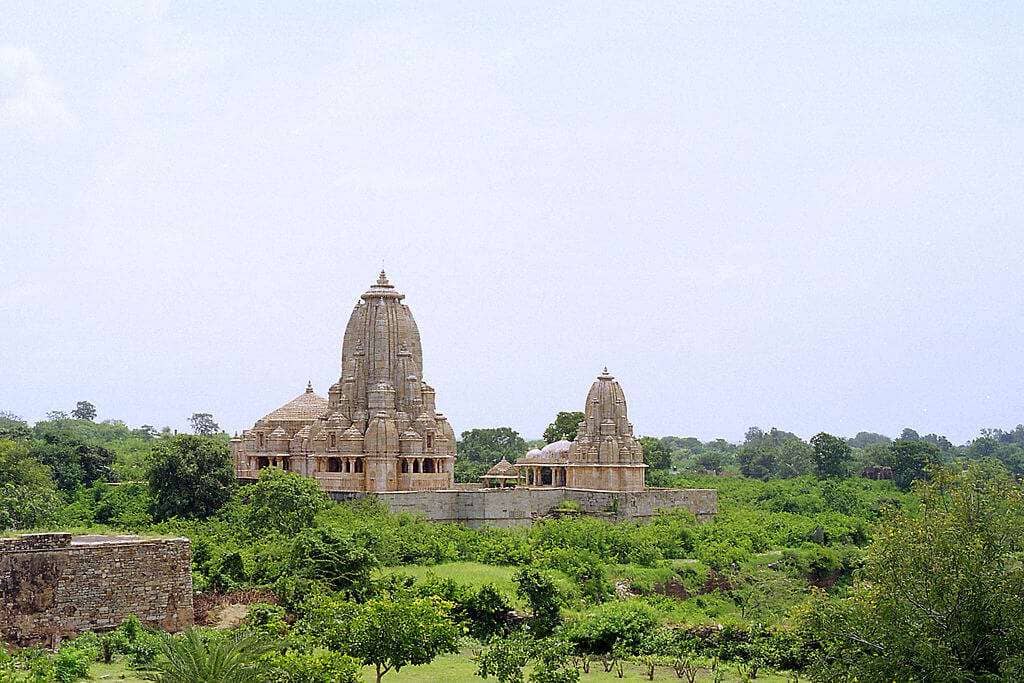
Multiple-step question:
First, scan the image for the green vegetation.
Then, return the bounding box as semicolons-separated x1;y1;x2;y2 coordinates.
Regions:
2;411;1024;681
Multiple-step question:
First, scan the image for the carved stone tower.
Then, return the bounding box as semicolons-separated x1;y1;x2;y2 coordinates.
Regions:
232;272;456;492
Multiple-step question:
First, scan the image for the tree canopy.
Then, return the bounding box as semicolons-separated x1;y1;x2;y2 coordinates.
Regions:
147;435;234;520
543;412;584;444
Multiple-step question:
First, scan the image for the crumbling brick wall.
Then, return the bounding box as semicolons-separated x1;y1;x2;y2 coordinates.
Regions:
0;533;193;647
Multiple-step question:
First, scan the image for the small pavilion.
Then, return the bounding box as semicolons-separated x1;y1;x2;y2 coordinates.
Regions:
481;457;520;488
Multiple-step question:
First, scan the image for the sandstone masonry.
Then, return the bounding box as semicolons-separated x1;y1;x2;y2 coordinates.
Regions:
0;533;193;647
328;486;718;527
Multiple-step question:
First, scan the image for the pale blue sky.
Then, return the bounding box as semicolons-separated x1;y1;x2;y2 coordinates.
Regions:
1;2;1022;443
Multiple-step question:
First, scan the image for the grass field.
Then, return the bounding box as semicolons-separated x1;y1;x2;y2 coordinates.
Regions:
357;651;794;681
88;651;793;682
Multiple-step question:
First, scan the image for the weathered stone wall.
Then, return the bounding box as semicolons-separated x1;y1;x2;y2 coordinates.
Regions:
328;487;717;527
0;533;193;647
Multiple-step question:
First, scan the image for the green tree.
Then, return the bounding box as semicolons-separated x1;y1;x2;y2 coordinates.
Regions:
477;632;533;683
71;400;97;421
798;464;1024;681
141;629;276;682
348;595;461;683
458;428;527;463
882;438;941;490
638;437;671;471
245;467;329;534
28;433;114;491
0;439;61;530
189;412;220;436
147;435;234;520
810;432;852;478
0;412;30;441
456;428;527;481
514;568;562;637
847;431;891;448
289;527;377;597
543;412;584;444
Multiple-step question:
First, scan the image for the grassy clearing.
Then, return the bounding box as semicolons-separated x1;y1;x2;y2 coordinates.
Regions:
357;649;793;681
87;661;147;682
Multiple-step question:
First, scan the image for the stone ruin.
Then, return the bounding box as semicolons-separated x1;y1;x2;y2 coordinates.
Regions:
0;533;193;647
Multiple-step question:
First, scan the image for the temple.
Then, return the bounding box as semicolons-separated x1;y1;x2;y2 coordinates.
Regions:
231;272;717;524
231;272;456;492
515;368;646;491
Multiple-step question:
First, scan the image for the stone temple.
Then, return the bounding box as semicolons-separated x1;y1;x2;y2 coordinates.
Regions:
233;272;717;524
515;368;646;491
232;272;456;492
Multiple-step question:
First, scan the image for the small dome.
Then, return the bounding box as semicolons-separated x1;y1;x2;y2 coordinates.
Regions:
541;440;572;455
517;448;544;465
484;458;518;478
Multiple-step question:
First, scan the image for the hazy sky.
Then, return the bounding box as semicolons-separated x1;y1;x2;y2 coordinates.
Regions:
1;2;1022;444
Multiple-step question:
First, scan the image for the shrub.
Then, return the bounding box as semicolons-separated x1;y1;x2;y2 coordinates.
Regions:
244;468;328;535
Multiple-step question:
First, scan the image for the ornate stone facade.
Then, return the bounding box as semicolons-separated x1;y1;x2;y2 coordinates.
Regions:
516;368;647;491
232;273;456;492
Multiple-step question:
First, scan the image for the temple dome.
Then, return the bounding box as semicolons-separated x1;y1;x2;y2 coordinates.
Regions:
261;384;328;422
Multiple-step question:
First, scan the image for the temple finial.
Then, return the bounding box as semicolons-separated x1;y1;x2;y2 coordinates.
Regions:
306;380;313;393
376;270;390;287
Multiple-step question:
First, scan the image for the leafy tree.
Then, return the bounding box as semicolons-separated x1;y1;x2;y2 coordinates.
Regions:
136;425;158;440
46;410;70;421
458;428;527;463
289;527;377;597
798;464;1024;681
141;629;276;682
71;400;97;421
465;584;515;640
899;427;920;441
245;467;329;534
810;432;852;478
774;439;814;478
269;649;361;683
189;412;220;436
0;412;30;441
477;632;534;683
738;427;810;479
456;428;527;482
347;595;460;683
543;412;584;444
147;435;234;520
514;568;562;637
660;436;703;452
847;431;891;448
28;432;114;491
565;600;658;659
0;439;61;530
638;437;671;471
882;438;941;490
694;447;733;475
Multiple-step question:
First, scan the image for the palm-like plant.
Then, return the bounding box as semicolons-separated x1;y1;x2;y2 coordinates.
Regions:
141;629;277;683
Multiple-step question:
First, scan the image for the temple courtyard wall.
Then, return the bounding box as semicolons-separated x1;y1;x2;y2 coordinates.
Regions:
0;533;193;647
322;486;718;527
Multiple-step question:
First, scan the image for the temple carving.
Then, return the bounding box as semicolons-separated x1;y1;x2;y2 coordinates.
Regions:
515;368;647;491
231;272;456;491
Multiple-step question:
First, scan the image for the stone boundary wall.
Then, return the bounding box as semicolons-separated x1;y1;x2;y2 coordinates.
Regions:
0;533;193;647
327;487;718;527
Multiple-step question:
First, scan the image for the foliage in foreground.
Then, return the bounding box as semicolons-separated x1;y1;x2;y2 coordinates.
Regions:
798;463;1024;681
